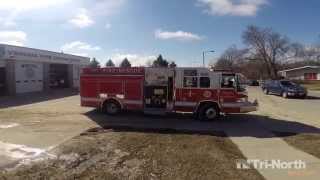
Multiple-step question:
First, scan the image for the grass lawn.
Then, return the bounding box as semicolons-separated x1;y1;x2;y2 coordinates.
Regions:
295;80;320;91
0;128;264;180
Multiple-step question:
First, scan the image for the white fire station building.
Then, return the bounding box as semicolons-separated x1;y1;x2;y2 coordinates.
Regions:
0;44;90;96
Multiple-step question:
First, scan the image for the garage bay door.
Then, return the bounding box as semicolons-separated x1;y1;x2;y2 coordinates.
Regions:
15;62;43;94
49;64;70;89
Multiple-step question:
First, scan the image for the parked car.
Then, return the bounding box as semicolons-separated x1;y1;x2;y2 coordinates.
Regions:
262;80;307;98
248;80;260;86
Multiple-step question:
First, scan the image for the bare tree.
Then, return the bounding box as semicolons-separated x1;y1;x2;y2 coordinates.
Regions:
214;45;247;71
281;42;320;69
243;25;290;79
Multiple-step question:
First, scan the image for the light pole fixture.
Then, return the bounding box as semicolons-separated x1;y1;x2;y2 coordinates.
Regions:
202;50;215;67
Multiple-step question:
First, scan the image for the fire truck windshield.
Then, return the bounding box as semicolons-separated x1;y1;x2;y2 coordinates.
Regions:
236;74;247;92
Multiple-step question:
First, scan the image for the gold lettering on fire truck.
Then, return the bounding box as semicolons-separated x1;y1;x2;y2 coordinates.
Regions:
203;91;212;98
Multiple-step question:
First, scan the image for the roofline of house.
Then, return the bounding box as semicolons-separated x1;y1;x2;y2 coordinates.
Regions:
279;66;320;73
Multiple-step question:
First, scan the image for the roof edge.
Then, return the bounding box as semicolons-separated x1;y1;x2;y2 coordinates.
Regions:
279;66;320;72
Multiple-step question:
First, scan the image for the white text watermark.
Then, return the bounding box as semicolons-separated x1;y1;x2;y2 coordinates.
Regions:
236;159;306;170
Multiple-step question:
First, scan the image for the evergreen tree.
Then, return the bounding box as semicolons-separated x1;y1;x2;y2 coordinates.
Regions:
152;55;169;67
105;59;115;67
169;61;177;68
120;58;132;67
89;57;100;68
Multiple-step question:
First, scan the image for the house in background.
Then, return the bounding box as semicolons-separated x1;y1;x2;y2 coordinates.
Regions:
279;66;320;80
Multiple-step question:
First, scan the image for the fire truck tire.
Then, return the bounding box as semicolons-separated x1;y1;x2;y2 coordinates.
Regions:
198;104;220;121
103;100;121;115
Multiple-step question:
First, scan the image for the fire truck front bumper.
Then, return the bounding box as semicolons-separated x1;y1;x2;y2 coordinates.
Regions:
239;100;259;113
221;99;258;113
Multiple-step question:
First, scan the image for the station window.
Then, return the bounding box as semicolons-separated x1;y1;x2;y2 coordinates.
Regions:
200;77;210;88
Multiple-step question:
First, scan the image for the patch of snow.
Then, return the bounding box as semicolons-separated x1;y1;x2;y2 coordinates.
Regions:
0;141;45;159
18;152;56;168
59;153;80;162
0;141;57;170
0;123;20;129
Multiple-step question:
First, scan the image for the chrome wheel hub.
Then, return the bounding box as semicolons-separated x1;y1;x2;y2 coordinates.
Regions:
205;108;217;119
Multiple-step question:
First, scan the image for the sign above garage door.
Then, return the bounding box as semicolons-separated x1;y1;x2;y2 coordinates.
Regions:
0;44;89;65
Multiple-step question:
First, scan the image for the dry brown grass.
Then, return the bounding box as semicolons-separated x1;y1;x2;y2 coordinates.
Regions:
0;129;264;180
295;80;320;91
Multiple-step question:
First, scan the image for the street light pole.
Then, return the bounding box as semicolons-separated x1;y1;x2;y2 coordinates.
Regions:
202;51;205;67
202;50;215;67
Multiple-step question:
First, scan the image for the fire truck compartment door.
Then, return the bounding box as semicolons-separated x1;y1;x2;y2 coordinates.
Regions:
144;86;168;108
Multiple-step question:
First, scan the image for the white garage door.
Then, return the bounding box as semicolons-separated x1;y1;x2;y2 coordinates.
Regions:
15;61;43;94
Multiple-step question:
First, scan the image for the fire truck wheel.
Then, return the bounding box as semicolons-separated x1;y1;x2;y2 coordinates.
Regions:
103;100;121;115
198;104;220;121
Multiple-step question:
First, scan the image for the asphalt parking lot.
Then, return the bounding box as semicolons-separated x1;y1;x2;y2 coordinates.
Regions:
0;87;320;179
249;87;320;128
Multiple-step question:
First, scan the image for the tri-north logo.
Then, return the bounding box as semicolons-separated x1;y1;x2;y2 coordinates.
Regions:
236;159;306;170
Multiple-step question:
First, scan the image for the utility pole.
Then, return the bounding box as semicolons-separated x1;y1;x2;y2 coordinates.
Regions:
202;50;215;67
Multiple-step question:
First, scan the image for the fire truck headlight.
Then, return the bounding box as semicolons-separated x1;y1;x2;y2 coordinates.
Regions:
236;97;248;103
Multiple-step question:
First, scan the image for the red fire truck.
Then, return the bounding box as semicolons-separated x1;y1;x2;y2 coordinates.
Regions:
80;67;258;120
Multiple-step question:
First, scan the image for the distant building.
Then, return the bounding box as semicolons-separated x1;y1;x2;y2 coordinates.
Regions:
279;66;320;81
0;44;90;96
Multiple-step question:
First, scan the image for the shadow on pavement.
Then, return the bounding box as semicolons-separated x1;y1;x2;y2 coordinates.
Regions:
0;89;78;109
84;110;320;138
305;95;320;100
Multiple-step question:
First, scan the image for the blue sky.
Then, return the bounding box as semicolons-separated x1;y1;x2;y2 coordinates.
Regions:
0;0;319;66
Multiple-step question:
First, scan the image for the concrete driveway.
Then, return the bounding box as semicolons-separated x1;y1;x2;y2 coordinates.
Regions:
0;92;97;168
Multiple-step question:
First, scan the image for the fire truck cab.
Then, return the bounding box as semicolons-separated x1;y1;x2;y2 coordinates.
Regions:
80;67;257;120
